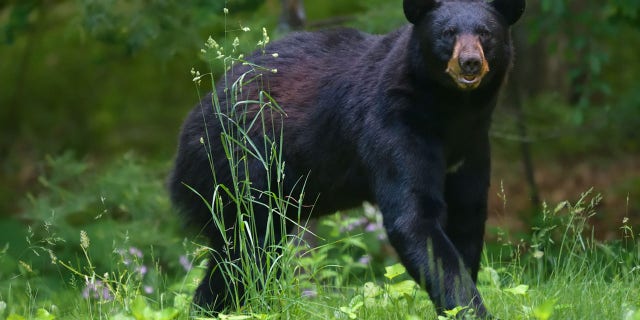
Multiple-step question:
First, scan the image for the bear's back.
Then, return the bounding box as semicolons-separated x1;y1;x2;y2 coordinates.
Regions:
257;28;378;65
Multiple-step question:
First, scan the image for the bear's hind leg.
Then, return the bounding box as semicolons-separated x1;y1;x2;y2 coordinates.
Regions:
192;199;291;314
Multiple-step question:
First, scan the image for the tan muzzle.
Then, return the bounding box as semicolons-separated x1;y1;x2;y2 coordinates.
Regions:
445;34;490;90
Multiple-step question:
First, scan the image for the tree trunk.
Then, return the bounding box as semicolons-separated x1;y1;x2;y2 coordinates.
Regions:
280;0;305;31
509;24;542;213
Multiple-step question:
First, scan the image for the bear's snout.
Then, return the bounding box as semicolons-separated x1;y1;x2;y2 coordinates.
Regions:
459;53;483;76
445;34;490;90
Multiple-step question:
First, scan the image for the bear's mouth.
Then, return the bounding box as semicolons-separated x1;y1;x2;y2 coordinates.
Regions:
460;74;480;84
445;34;490;91
447;70;484;90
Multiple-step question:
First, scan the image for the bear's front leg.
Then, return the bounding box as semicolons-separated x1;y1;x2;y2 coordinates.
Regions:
445;141;491;284
363;131;490;318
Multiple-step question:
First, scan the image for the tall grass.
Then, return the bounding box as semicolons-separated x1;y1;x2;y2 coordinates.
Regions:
188;26;311;316
480;190;640;320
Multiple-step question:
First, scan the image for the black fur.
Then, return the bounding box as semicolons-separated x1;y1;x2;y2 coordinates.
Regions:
168;0;525;317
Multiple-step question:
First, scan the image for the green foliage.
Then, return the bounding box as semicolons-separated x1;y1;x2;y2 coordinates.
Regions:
531;0;633;109
297;204;389;287
0;1;283;217
0;158;177;318
1;150;639;318
2;0;39;44
348;0;405;33
488;0;640;186
517;0;640;154
24;152;182;266
0;152;198;318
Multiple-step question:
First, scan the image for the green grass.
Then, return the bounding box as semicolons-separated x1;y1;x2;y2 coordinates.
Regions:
0;154;639;320
478;194;640;320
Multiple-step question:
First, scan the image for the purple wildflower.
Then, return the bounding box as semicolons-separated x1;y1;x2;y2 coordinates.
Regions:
82;279;113;301
144;285;154;294
129;247;143;258
179;255;193;272
102;286;112;300
301;289;317;298
365;223;379;232
81;287;90;299
136;265;148;276
341;217;369;232
358;254;371;265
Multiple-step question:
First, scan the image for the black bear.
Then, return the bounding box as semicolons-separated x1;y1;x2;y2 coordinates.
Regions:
168;0;525;317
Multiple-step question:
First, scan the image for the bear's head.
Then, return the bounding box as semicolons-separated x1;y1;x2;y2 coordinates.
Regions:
404;0;525;91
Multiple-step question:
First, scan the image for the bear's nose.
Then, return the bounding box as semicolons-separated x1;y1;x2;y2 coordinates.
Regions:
459;55;482;75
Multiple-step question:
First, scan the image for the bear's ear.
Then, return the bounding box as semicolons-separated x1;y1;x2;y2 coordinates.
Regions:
491;0;526;26
403;0;438;25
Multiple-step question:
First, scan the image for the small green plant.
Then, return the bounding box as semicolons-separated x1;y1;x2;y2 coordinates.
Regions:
294;204;389;293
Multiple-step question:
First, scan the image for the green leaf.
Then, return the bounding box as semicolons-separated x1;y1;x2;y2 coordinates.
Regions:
477;266;501;288
173;293;191;311
363;282;382;298
445;306;466;316
157;307;179;320
533;298;557;320
7;314;26;320
384;263;406;280
339;307;358;319
623;306;640;320
388;280;418;299
35;308;55;320
363;282;385;308
131;296;149;320
110;314;136;320
504;284;529;295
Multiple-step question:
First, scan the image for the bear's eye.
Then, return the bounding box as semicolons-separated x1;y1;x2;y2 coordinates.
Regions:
442;28;456;39
478;29;492;41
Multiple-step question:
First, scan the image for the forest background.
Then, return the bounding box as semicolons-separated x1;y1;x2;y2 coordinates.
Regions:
2;0;639;235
